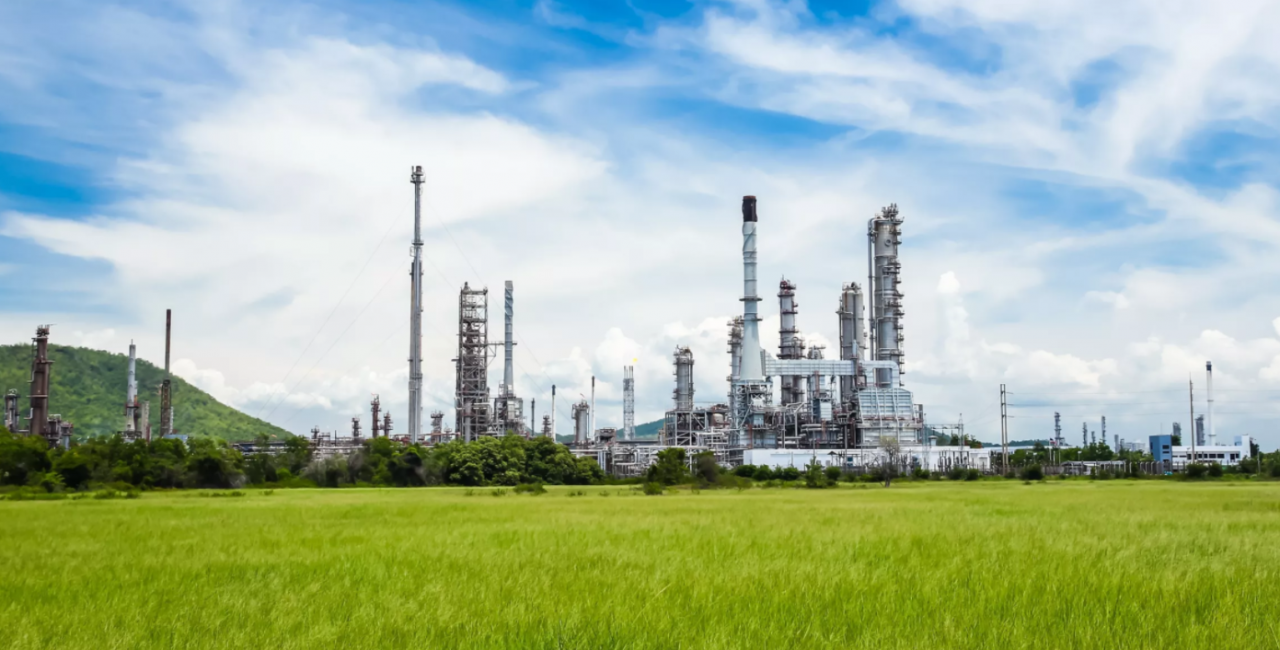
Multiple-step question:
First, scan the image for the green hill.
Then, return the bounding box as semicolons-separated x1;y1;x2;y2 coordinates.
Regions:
0;343;289;442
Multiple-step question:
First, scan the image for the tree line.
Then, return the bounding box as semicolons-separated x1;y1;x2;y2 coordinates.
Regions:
0;426;603;491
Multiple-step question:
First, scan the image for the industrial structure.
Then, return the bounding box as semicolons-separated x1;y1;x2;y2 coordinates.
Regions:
3;326;75;447
408;166;425;444
10;167;1261;481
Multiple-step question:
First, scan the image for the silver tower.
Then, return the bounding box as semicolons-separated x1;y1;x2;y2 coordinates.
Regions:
504;281;514;395
739;197;763;383
408;166;425;444
623;365;635;441
125;340;138;433
836;283;865;403
1206;361;1216;445
495;280;524;435
732;196;771;442
868;204;904;386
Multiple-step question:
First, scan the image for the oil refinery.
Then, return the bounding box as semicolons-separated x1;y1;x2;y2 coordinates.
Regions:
2;168;1257;477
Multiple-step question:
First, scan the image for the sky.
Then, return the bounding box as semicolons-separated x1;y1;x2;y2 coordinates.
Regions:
2;0;1280;448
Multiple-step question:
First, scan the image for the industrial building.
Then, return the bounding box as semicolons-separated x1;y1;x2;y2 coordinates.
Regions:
555;196;982;477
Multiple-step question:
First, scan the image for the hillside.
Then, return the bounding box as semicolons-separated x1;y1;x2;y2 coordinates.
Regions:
0;342;290;441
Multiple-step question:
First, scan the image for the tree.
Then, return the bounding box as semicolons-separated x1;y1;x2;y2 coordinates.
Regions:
880;436;901;487
647;448;689;485
0;427;52;486
803;460;831;489
692;451;720;485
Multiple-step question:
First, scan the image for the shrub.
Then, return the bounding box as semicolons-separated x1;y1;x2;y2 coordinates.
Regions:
1185;463;1207;479
1208;463;1223;478
1271;462;1280;478
733;464;757;478
965;468;981;481
911;467;930;481
1020;465;1044;481
946;467;965;481
803;461;830;489
514;482;546;495
642;482;664;496
825;466;843;483
778;467;801;481
752;465;774;481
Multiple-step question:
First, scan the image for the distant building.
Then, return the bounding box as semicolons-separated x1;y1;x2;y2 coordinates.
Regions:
1149;434;1251;468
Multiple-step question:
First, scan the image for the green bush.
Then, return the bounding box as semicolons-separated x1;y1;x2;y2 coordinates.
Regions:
911;467;930;480
1208;463;1223;478
1271;462;1280;478
1020;465;1044;481
946;466;965;481
642;482;664;496
1185;463;1207;479
803;461;830;489
514;482;546;495
752;465;774;481
965;468;981;481
824;466;843;483
778;467;801;481
733;464;757;478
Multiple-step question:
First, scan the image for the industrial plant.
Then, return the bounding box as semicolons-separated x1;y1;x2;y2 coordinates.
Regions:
2;167;1258;477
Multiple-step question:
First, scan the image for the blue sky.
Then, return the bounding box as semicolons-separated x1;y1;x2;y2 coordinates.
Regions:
3;0;1280;447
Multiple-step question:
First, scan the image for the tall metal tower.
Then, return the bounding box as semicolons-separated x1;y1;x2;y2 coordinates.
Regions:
408;166;425;444
455;283;491;440
494;281;523;434
868;205;905;385
125;341;138;434
836;282;865;404
623;365;635;441
778;279;802;405
159;310;173;438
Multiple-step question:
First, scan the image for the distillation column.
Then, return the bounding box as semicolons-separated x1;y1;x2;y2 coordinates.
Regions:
868;205;904;387
778;279;803;405
623;365;635;441
673;347;695;411
836;283;865;403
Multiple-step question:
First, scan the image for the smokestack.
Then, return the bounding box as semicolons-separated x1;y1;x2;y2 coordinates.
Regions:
504;281;514;393
530;398;536;437
551;384;556;439
739;196;763;382
125;341;138;432
590;375;596;443
1206;361;1215;445
408;166;425;445
160;310;173;438
164;310;171;375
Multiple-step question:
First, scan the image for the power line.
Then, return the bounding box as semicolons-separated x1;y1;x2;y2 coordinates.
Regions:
254;209;405;419
264;265;402;422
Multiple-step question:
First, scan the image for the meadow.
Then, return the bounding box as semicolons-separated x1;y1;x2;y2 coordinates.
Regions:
1;481;1278;649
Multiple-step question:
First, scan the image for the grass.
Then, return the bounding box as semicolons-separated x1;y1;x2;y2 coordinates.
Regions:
1;481;1278;649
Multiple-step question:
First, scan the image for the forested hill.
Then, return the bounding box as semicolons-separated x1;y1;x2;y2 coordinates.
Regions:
0;343;289;441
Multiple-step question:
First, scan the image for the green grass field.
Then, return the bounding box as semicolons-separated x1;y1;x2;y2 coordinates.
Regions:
2;482;1279;649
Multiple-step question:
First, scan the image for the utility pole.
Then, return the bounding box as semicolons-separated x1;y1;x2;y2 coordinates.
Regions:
1000;384;1008;473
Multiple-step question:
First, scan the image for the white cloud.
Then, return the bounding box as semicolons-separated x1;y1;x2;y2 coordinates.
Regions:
5;0;1280;451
